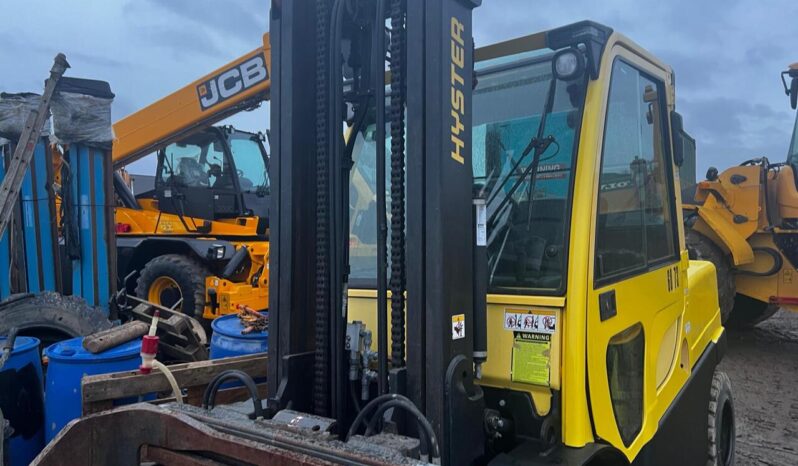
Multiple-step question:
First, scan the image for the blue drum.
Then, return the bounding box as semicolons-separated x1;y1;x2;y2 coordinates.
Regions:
44;337;143;442
210;312;268;359
0;336;44;466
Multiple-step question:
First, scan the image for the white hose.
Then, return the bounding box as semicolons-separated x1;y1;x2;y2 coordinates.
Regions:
152;359;183;405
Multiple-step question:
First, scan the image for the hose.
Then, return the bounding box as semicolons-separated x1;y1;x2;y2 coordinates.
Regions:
151;359;183;405
737;247;783;277
364;399;437;460
345;394;440;463
202;369;264;419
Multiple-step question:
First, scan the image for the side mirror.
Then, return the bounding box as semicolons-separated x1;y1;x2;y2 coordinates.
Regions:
781;66;798;109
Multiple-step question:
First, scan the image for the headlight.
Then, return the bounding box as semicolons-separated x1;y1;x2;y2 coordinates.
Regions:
553;48;585;81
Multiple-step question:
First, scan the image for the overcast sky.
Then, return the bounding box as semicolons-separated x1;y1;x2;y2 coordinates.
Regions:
1;0;796;176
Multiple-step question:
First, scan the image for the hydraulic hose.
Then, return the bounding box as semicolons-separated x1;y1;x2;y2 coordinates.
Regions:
345;394;440;463
202;369;264;419
328;0;348;424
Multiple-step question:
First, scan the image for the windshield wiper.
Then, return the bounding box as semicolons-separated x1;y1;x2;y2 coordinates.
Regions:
487;75;558;227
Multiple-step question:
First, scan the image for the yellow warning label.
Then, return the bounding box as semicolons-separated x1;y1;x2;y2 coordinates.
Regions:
511;332;551;386
451;314;465;340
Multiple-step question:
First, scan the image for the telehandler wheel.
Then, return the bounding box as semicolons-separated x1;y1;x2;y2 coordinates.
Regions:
707;370;735;466
0;292;112;349
686;230;734;324
727;294;780;329
135;254;209;321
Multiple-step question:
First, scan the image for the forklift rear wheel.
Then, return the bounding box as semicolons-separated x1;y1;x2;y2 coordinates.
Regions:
136;254;209;321
686;230;734;324
726;294;780;329
707;370;735;466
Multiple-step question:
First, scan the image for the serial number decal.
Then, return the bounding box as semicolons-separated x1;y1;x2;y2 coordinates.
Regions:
197;53;269;111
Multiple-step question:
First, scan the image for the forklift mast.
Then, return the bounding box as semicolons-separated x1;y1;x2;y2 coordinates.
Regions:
268;0;482;463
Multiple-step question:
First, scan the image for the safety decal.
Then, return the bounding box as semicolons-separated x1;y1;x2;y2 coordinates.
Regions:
512;332;551;386
451;314;465;340
504;309;556;334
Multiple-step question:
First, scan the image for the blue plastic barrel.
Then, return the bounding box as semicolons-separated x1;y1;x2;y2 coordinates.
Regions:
210;312;268;359
0;336;44;466
44;337;143;442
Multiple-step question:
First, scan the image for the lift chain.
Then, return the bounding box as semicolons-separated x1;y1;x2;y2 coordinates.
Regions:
388;0;407;368
314;0;332;416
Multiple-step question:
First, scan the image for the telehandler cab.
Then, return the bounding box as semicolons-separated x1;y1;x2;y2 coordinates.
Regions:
684;62;798;327
37;6;733;466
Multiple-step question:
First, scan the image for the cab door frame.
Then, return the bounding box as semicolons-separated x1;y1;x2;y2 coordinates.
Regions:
581;40;689;461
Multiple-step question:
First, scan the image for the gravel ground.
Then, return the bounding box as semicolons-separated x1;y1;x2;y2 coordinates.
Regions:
720;310;798;465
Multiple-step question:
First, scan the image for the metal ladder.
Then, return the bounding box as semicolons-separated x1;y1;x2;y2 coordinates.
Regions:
0;53;70;239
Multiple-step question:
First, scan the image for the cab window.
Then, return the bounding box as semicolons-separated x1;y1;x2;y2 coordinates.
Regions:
158;132;231;190
595;59;678;283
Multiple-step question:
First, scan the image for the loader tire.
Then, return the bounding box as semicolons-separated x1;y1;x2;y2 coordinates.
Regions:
707;370;735;466
0;292;112;349
136;254;208;320
726;294;780;329
686;230;735;324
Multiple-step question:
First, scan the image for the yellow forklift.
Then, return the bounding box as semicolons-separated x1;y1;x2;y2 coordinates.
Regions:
38;5;733;465
684;62;798;327
111;37;273;321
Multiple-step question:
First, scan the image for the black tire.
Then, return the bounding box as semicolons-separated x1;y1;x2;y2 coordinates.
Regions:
707;370;735;466
686;230;735;324
135;254;208;320
726;294;780;329
0;292;112;349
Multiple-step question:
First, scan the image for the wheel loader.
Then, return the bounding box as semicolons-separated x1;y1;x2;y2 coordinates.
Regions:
38;8;734;465
683;62;798;327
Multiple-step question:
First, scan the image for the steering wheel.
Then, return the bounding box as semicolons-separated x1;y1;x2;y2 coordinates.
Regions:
207;163;222;178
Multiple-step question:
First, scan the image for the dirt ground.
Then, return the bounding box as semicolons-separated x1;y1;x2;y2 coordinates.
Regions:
720;310;798;465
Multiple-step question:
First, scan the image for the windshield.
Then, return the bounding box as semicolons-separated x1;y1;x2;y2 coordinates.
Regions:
789;110;798;164
475;54;585;294
159;132;230;189
229;132;269;194
348;49;586;295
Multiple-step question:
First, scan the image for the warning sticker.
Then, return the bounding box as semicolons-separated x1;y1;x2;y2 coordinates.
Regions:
504;309;556;334
451;314;465;340
511;332;551;386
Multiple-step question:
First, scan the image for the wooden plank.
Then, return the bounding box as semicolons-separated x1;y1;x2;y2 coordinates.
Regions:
83;384;268;416
81;353;267;403
213;383;269;406
83;399;113;416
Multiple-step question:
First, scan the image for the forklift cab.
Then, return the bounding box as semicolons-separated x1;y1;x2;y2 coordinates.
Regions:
348;22;729;464
154;126;270;221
